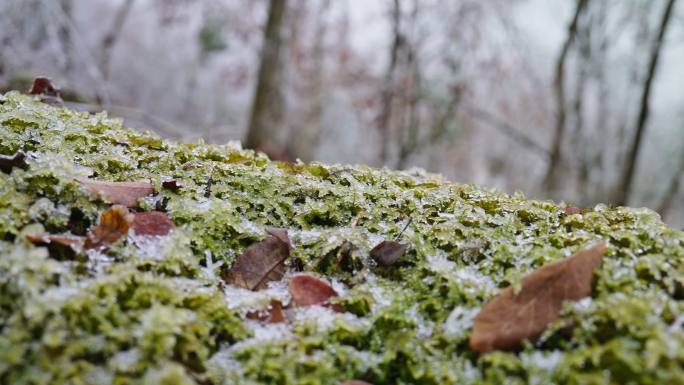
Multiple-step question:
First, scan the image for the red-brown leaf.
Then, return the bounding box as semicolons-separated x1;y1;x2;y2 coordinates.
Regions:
29;77;60;96
0;151;28;174
370;240;408;267
222;228;291;291
469;242;607;353
131;211;175;236
83;206;134;250
246;300;285;323
289;275;343;312
77;178;154;208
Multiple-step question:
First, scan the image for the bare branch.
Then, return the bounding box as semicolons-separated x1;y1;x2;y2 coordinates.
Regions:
615;0;677;205
542;0;588;193
462;104;549;158
100;0;135;82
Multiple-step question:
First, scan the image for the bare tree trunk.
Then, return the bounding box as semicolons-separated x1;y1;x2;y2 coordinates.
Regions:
396;1;421;170
615;0;677;206
58;0;72;73
657;150;684;221
377;0;402;165
395;66;419;169
244;0;288;157
286;0;329;161
572;8;592;204
100;0;135;83
542;0;588;194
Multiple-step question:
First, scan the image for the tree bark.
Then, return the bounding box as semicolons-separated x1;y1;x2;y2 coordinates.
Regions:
614;0;677;206
100;0;135;83
244;0;288;157
541;0;588;194
285;0;329;161
396;1;421;170
377;0;402;165
58;0;73;73
657;150;684;221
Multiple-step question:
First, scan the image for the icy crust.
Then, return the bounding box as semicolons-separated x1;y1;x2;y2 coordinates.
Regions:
1;92;684;384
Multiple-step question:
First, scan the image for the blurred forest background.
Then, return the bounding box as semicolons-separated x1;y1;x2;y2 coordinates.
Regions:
1;0;683;226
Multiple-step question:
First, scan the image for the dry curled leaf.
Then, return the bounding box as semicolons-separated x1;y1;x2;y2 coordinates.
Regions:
26;234;85;254
370;240;408;267
27;207;136;257
28;77;62;106
469;242;607;353
78;178;154;208
0;151;28;174
289;275;343;312
161;179;184;192
131;211;175;236
222;228;291;290
29;77;60;96
84;206;134;250
246;300;285;323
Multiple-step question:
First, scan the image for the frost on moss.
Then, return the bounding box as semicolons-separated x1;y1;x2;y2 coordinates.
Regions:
1;91;684;384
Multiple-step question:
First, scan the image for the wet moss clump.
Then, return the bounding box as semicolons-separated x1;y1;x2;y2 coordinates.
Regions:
1;91;684;385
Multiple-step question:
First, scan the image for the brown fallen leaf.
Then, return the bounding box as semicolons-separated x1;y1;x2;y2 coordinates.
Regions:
84;206;134;250
0;151;28;174
289;275;344;312
370;240;408;267
77;178;154;208
222;228;291;290
28;77;63;106
29;77;60;96
246;300;285;323
26;234;85;253
161;179;184;192
131;211;175;236
564;205;584;215
469;242;606;353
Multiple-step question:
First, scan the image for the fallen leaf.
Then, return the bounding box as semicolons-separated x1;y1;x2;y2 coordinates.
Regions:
0;151;28;174
222;228;291;290
469;242;606;353
246;300;285;323
564;205;583;215
161;179;184;192
131;211;175;236
26;234;85;253
78;178;154;208
28;77;62;106
289;275;343;312
84;206;134;250
29;77;60;96
370;241;408;267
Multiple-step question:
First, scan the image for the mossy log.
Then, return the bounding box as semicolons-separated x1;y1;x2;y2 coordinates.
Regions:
1;92;684;384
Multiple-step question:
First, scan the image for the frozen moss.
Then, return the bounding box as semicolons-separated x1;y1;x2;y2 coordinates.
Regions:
1;92;684;384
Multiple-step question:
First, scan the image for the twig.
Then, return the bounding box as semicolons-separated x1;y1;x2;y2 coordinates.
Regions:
349;209;365;229
395;217;413;241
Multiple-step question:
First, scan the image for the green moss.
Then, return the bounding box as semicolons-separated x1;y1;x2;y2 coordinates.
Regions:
1;91;684;384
